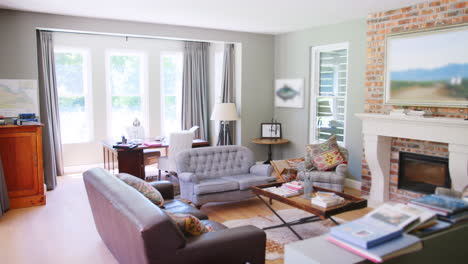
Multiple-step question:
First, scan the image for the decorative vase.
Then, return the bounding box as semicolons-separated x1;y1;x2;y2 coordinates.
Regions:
302;178;314;199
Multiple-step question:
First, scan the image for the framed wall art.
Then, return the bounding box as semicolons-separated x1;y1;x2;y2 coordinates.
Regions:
261;123;282;139
275;79;304;108
385;25;468;107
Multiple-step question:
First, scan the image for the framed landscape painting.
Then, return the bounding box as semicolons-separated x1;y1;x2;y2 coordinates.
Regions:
385;25;468;107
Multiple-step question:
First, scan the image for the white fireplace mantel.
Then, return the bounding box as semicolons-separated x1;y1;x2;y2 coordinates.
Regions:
356;113;468;205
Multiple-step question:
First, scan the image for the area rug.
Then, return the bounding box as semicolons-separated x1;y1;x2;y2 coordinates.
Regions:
223;208;335;260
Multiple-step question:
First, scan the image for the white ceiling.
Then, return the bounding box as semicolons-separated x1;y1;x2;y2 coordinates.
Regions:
0;0;425;34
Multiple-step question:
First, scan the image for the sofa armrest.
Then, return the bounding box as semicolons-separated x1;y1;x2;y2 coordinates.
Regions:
250;164;273;176
178;172;199;184
149;180;174;200
335;163;348;177
182;225;266;263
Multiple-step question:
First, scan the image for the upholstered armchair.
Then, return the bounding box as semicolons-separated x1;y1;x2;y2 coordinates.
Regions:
297;146;348;192
158;131;194;180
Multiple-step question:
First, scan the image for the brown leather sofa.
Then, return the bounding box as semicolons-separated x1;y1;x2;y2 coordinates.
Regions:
83;168;266;264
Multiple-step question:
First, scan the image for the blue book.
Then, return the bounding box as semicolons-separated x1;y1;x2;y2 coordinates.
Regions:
411;194;468;215
328;234;422;263
329;217;403;249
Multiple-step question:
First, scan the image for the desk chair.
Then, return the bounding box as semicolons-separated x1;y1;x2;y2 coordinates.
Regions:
158;131;194;180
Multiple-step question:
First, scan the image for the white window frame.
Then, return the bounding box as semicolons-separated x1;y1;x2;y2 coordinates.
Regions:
105;50;149;139
54;46;94;144
160;51;183;137
309;42;349;146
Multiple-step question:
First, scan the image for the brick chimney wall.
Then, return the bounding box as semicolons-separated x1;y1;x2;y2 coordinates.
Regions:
362;0;468;201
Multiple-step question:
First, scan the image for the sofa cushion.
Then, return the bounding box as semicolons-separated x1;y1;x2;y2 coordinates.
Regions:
222;175;277;190
166;212;213;236
117;173;164;207
164;199;208;220
194;178;239;195
305;135;344;171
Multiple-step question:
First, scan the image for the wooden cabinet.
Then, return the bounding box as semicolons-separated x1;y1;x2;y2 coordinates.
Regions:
0;125;46;208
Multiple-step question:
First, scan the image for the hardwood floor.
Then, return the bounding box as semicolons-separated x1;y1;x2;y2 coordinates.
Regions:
0;173;368;264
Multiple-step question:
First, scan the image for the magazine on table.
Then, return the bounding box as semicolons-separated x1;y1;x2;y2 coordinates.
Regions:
263;186;302;197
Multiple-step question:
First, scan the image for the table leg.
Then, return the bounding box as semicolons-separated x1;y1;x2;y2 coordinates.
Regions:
329;216;340;226
256;194;303;240
263;144;273;164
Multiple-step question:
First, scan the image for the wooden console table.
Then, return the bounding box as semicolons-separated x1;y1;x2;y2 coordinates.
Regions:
252;138;289;164
102;139;210;179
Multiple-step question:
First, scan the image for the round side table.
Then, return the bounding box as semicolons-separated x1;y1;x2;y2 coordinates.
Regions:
252;138;289;164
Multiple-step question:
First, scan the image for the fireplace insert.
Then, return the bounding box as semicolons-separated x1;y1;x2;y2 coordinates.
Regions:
398;152;450;194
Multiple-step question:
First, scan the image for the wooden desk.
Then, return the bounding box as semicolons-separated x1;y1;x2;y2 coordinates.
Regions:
102;139;210;179
252;138;289;164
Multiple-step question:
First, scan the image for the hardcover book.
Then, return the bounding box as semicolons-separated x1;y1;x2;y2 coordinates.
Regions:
410;194;468;215
391;204;437;231
327;234;422;263
366;204;419;231
329;217;403;248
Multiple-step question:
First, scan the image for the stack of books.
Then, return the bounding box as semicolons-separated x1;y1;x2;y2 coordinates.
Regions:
410;194;468;224
311;191;344;208
263;183;303;197
282;181;304;192
327;204;424;263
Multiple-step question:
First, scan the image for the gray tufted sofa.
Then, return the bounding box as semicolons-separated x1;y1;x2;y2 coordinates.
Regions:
176;146;275;206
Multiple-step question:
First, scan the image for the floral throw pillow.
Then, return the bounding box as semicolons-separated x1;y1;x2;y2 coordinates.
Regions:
305;135;344;171
166;212;213;236
117;173;164;207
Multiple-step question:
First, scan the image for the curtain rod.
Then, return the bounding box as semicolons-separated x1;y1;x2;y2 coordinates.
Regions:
36;27;236;45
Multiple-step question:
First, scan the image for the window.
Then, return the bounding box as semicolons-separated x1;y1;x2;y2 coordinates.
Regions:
107;52;148;140
310;43;349;145
160;52;183;137
54;48;92;144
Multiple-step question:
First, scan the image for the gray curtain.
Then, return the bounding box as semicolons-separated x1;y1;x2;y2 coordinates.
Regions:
217;44;236;145
37;30;64;190
0;156;9;217
181;42;210;140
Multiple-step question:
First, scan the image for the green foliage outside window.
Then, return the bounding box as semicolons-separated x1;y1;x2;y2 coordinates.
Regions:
59;96;85;112
112;96;141;111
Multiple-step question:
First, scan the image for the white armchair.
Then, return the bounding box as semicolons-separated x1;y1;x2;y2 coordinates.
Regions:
158;131;194;180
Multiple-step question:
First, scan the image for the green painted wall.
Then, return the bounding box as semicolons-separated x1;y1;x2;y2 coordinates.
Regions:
274;18;367;180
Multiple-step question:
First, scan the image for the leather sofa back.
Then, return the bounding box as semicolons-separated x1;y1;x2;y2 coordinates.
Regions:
83;168;186;264
176;146;255;180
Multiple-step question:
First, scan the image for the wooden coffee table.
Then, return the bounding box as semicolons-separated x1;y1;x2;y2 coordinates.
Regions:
251;182;367;240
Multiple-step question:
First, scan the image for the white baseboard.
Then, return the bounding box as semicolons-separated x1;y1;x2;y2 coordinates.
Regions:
344;178;362;190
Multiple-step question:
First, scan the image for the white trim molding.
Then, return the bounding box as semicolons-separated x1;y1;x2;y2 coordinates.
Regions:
344;178;362;190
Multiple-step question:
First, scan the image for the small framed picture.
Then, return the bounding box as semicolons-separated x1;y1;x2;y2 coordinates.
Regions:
261;123;282;139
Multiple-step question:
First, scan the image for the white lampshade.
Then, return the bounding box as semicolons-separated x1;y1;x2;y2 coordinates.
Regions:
210;103;239;121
